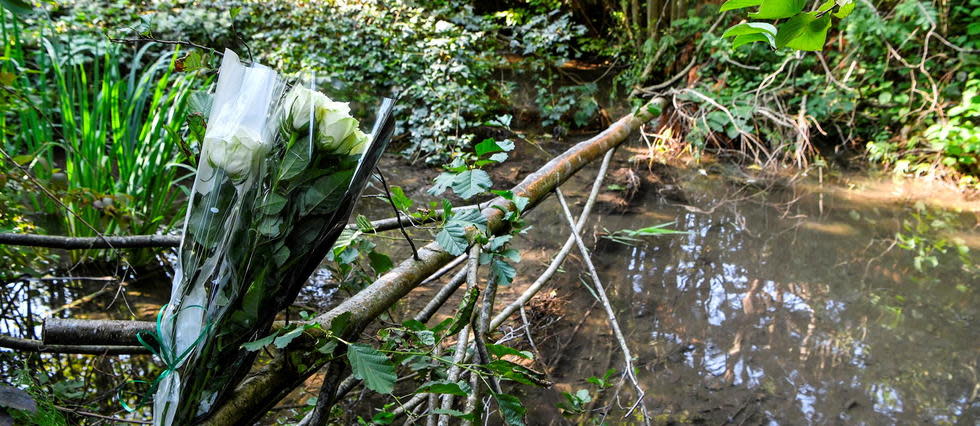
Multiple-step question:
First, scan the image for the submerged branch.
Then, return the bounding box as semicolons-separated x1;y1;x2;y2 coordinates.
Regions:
555;188;649;423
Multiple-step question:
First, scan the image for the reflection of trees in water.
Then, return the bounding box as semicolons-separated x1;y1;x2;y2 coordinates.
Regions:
0;278;156;417
604;181;978;423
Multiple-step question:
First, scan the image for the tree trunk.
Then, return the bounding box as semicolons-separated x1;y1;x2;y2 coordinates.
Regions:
649;0;662;42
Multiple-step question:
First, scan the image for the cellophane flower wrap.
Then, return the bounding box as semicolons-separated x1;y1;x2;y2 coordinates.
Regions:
151;50;395;425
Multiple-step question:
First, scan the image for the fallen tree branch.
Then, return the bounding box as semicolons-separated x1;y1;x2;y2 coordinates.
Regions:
41;318;286;349
0;234;182;250
43;319;155;347
0;207;480;250
0;334;147;355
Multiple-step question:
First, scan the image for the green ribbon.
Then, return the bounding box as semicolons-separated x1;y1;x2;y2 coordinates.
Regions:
120;303;212;413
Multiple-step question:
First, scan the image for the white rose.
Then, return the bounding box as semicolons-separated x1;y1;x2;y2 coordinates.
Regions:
281;85;361;154
315;101;358;152
282;85;330;132
338;129;369;155
204;128;267;179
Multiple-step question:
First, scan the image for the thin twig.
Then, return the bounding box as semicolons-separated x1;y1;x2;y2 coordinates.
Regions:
108;36;221;57
0;147;114;250
518;306;543;364
376;167;420;260
437;244;481;426
490;148;615;330
555;189;649;424
54;406;150;424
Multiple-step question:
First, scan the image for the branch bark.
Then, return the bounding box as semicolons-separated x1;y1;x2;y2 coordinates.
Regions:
0;208;479;250
0;334;147;355
43;318;155;347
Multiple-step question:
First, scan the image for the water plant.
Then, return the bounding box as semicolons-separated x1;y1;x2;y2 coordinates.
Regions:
1;10;203;263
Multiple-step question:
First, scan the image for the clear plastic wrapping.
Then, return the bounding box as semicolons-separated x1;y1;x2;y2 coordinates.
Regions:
151;51;395;425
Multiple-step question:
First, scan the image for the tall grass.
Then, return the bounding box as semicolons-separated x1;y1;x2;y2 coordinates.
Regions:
1;10;204;263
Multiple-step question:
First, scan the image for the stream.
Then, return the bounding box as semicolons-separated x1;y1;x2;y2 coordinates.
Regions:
509;163;978;424
1;159;977;425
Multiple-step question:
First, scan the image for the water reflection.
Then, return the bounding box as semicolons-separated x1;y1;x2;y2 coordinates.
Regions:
577;172;979;424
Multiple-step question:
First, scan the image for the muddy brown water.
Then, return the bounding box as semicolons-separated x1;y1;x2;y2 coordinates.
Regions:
1;156;977;425
505;162;979;425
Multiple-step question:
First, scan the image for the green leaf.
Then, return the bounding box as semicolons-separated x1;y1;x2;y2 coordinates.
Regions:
451;169;492;199
428;172;456;196
273;244;290;267
241;334;276;351
436;222;468;255
241;278;265;322
451;208;488;229
487;235;513;251
317;339;338;355
834;1;855;18
415;380;471;396
178;51;208;72
302;170;354;214
258;193;288;215
430;409;476;421
646;103;663;116
369;251;394;274
733;33;775;49
0;0;33;16
487;343;533;360
274;326;305;349
492;392;527;426
371;411;395;425
488;152;509;163
816;0;835;13
412;330;436;346
486;360;549;386
447;287;479;336
356;214;375;232
719;0;762;11
722;22;777;38
347;343;397;394
475;138;505;157
513;195;529;213
749;0;805;19
280;138;312;180
330;312;353;336
499;248;521;263
388;186;413;211
776;12;832;50
489;257;517;285
497;139;516;151
258;216;284;237
402;319;426;331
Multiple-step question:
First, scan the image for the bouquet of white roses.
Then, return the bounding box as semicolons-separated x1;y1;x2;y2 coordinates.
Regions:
150;51;395;425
